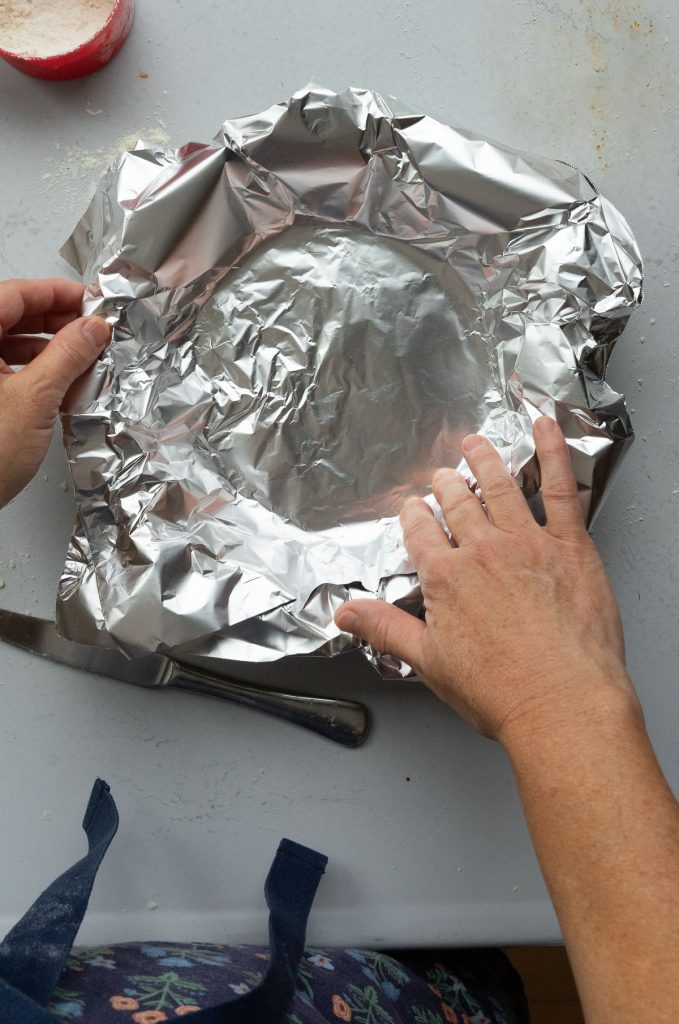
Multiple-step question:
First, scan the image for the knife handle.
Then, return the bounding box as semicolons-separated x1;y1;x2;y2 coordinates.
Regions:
167;662;370;747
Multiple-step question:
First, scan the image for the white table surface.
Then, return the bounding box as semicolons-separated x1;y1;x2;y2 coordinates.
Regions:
0;0;678;949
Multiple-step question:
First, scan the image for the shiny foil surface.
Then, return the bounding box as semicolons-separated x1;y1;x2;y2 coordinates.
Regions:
57;84;642;674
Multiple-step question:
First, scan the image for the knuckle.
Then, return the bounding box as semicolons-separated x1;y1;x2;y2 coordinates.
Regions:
0;378;20;421
521;538;544;570
371;618;394;655
433;467;464;489
422;560;450;594
402;515;430;548
56;332;89;372
470;536;501;567
24;374;61;416
479;474;516;503
0;280;24;322
439;486;476;520
543;480;578;503
1;374;54;432
413;538;452;585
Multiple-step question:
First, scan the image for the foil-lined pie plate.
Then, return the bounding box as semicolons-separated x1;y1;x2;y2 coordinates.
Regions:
57;84;642;675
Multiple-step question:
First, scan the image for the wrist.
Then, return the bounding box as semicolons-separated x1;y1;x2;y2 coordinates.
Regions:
497;669;644;764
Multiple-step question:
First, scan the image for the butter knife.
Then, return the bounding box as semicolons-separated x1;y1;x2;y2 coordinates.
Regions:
0;610;369;747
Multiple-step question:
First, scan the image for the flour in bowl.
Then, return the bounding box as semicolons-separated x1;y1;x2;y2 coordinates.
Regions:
0;0;115;57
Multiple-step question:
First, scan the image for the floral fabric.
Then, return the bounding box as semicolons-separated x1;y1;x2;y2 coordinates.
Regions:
46;943;529;1024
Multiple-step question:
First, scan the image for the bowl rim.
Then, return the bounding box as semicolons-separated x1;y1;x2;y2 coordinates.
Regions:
0;0;128;67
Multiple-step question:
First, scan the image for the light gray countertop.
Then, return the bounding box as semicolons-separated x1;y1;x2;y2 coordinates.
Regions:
0;0;677;948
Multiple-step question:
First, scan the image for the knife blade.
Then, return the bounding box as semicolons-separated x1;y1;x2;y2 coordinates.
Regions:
0;609;370;747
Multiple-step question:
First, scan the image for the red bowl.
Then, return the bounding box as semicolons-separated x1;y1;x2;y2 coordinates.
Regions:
0;0;135;81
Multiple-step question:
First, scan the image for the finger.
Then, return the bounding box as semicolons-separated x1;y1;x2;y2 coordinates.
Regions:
0;335;50;364
19;315;111;403
0;278;84;334
335;599;425;668
460;434;534;531
432;467;491;545
534;416;586;539
8;311;81;336
400;497;452;574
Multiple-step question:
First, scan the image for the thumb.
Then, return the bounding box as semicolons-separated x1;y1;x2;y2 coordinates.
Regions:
335;599;425;670
21;315;111;408
0;316;112;508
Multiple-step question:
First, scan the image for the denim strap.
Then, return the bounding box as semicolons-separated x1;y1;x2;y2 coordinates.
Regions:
185;838;328;1023
0;780;326;1024
0;779;118;1010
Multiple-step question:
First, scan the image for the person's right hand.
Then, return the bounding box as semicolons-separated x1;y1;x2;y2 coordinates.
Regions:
0;278;111;510
335;417;639;745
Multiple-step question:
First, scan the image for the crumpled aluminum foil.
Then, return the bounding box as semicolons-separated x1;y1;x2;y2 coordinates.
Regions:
57;83;642;675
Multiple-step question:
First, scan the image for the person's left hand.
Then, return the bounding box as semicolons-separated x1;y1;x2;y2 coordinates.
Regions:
334;418;633;744
0;278;111;510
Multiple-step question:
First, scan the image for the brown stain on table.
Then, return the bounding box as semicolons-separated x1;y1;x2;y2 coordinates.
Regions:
577;0;656;169
477;0;670;185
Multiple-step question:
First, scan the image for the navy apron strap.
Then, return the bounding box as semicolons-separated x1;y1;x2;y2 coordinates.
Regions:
0;778;118;1012
0;980;63;1023
0;781;326;1024
186;839;328;1024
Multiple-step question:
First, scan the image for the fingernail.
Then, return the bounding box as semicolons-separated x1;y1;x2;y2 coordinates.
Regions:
461;434;485;454
535;415;558;434
432;467;459;486
336;609;360;634
82;317;111;350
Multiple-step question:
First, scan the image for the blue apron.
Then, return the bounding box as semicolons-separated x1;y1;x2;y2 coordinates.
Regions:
0;779;327;1023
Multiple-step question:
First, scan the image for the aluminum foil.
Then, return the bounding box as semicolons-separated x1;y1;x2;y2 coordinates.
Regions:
57;83;642;674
